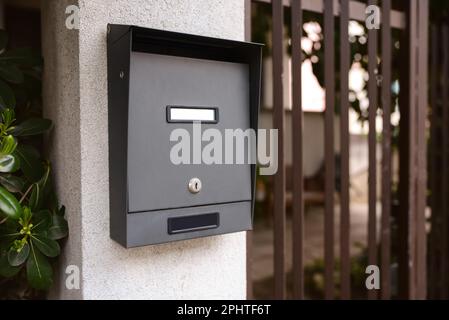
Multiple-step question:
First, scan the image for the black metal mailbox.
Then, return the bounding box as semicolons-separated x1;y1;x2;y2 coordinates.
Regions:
107;24;262;247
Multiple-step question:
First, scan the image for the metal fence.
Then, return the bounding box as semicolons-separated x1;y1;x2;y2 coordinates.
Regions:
246;0;429;300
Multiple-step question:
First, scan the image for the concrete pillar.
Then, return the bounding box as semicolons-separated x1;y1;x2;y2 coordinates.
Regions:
42;0;247;300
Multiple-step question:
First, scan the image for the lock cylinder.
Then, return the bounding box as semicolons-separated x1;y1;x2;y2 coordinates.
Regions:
188;178;202;194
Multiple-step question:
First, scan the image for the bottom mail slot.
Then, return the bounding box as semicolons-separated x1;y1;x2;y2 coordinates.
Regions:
168;213;219;234
125;201;252;247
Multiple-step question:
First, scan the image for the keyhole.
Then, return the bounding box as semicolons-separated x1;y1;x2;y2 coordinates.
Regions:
189;178;202;194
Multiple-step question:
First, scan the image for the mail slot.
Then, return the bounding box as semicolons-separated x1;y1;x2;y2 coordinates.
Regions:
107;24;262;247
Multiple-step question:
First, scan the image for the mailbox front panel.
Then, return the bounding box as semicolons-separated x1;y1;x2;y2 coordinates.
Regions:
127;52;252;213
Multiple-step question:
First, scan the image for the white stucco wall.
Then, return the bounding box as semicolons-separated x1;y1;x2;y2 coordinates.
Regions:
42;0;247;300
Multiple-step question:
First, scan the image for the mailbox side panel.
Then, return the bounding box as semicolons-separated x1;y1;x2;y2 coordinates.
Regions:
107;27;131;247
249;46;263;221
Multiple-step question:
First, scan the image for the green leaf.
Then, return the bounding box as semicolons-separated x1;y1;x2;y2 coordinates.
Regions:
38;162;50;189
0;185;23;220
31;234;60;258
0;232;19;244
13;145;44;182
0;219;19;242
1;108;15;128
0;154;20;173
11;72;41;107
26;244;53;290
0;250;21;278
0;48;42;68
29;183;41;211
0;64;24;84
21;206;32;225
48;215;68;240
57;205;66;217
1;135;18;155
8;242;29;266
0;79;15;109
31;210;51;233
0;95;6;110
47;190;58;215
11;118;53;137
0;174;25;193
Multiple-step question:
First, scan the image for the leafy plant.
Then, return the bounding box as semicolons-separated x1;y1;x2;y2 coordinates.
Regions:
0;29;67;295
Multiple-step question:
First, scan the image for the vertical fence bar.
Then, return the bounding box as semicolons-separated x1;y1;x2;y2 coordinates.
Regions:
415;0;428;300
428;25;440;300
440;25;449;300
407;0;418;299
245;0;253;300
397;0;411;299
291;0;304;300
380;0;392;300
367;0;378;300
324;0;335;300
339;0;350;300
272;0;286;300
